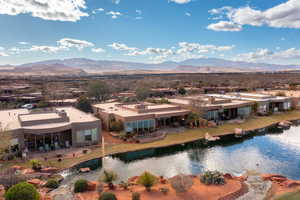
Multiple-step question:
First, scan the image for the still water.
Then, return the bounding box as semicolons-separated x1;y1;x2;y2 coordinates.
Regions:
63;123;300;184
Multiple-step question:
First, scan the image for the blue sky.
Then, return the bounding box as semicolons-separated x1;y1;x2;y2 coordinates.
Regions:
0;0;300;65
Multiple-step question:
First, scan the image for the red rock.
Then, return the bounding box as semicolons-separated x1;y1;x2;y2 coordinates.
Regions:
79;168;90;173
11;165;24;170
27;179;43;187
271;177;287;183
41;167;59;174
224;173;233;179
87;181;97;191
281;180;300;188
22;168;35;174
261;174;287;181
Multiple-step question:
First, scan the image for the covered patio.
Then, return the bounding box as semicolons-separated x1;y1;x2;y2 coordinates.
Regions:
24;130;72;152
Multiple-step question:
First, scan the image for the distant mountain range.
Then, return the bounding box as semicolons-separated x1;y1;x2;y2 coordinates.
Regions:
0;57;300;76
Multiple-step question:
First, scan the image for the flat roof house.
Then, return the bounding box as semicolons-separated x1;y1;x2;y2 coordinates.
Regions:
207;93;292;114
93;102;190;134
168;95;254;121
0;107;101;152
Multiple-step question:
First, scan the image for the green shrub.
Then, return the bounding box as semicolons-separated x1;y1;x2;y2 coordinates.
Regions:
45;179;59;189
132;192;140;200
5;182;40;200
99;192;117;200
137;171;157;191
29;159;42;171
200;171;225;185
74;179;88;193
100;170;118;190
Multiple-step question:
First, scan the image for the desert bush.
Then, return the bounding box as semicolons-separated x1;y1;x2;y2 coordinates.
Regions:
5;182;40;200
74;179;88;193
99;192;117;200
100;170;118;190
169;174;193;193
200;171;225;185
137;171;157;191
119;181;129;190
30;159;42;171
131;192;140;200
45;179;59;189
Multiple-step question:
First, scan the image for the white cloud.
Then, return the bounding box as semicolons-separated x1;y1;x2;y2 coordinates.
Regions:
135;16;143;20
92;48;105;53
29;45;65;53
108;43;137;51
208;0;300;31
136;10;142;15
58;38;94;50
0;0;88;22
109;42;233;62
0;46;4;51
185;12;191;17
207;21;242;32
169;0;191;4
92;8;104;14
106;11;122;19
112;0;120;4
19;42;29;45
0;52;8;57
237;48;300;62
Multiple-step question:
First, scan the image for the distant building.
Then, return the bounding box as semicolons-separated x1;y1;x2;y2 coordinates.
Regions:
207;93;292;114
168;95;253;121
0;107;101;152
93;102;190;134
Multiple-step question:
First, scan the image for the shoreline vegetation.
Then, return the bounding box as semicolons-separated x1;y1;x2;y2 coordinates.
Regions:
2;110;300;171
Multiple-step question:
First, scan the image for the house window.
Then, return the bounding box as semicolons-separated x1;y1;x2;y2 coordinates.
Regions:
84;130;92;141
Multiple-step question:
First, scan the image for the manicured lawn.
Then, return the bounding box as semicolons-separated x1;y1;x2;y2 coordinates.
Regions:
2;110;300;170
275;190;300;200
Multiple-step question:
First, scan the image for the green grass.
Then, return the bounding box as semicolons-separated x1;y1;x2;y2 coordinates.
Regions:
275;190;300;200
2;110;300;171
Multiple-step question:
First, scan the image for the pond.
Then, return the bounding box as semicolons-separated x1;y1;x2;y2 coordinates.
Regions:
61;122;300;185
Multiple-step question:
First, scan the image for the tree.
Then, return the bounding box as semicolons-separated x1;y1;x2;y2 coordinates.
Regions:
88;81;111;102
0;122;11;157
136;87;151;101
137;171;157;192
5;182;40;200
100;170;118;190
178;87;186;95
76;96;92;113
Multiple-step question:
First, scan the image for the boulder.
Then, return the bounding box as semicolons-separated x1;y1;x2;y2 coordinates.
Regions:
79;168;90;173
271;176;287;183
11;165;25;170
261;174;287;182
224;173;233;179
281;180;300;188
87;181;97;191
27;179;45;187
41;167;59;174
22;168;35;174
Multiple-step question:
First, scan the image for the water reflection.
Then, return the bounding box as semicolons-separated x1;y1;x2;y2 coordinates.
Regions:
63;124;300;184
